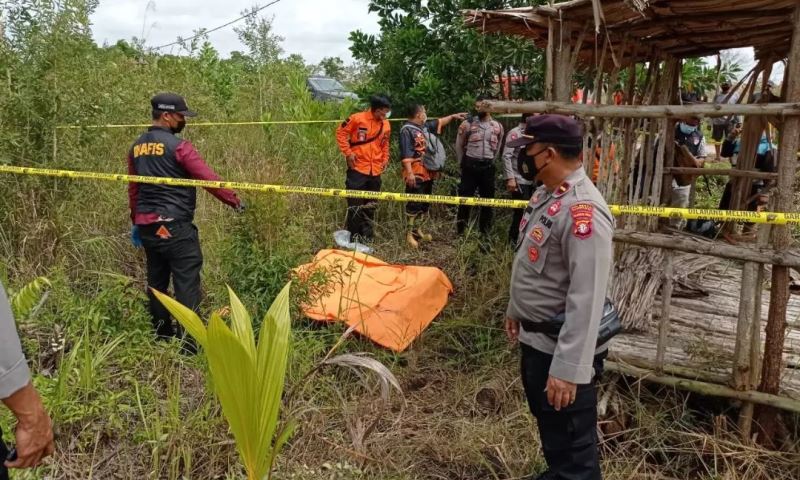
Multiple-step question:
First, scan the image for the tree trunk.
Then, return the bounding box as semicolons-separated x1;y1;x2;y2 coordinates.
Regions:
754;6;800;447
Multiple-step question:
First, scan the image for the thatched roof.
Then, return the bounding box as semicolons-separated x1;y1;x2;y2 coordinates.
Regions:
464;0;797;70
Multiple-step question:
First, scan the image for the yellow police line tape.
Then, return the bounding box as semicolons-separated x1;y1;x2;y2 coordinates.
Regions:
55;119;354;129
1;164;798;225
54;115;523;130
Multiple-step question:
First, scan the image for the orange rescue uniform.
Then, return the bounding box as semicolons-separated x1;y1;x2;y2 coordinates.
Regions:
336;111;391;176
591;143;618;184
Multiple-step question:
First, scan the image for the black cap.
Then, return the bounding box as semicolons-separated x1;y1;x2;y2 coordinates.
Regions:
506;114;583;148
151;93;197;117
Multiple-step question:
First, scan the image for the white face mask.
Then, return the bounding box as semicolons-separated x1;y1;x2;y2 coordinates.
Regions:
385;110;392;119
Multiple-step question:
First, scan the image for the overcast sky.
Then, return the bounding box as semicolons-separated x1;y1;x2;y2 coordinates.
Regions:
90;0;381;64
90;2;783;82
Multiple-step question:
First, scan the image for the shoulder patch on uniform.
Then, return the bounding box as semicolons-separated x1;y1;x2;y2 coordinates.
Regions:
570;203;594;240
510;132;519;140
554;181;572;197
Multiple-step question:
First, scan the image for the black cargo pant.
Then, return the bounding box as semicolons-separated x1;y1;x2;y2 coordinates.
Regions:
521;344;606;480
457;157;496;235
509;183;534;244
405;179;433;216
345;169;382;240
140;222;202;352
0;426;8;480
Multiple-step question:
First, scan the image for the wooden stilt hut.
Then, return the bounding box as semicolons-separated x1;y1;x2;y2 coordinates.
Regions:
465;0;800;443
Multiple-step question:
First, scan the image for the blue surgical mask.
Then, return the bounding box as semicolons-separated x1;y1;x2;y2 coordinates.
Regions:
679;123;698;135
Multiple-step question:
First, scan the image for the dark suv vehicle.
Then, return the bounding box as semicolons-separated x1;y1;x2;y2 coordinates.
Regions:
307;75;358;102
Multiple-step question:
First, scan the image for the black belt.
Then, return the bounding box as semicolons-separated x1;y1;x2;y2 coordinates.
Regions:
464;155;494;163
519;299;622;347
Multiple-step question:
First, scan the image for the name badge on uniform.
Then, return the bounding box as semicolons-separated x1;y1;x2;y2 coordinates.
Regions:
529;225;545;244
547;200;562;216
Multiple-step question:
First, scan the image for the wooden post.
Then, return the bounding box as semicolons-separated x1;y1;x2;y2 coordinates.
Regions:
657;58;681;208
733;261;758;389
545;18;555;101
656;251;673;371
553;22;574;103
592;38;608;105
755;6;800;446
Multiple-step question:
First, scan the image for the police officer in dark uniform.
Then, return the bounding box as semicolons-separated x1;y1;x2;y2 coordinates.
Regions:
505;115;615;480
128;93;243;351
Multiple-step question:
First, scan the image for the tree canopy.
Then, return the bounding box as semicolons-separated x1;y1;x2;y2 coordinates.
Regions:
348;0;547;115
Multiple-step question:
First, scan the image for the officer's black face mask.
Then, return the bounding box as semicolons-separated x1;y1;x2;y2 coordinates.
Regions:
172;119;186;134
518;145;548;182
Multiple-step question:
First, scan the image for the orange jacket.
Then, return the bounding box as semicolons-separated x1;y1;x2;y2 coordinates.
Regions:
336;111;391;176
592;143;618;184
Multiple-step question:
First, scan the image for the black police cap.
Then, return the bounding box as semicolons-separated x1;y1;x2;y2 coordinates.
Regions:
151;93;197;117
506;114;583;149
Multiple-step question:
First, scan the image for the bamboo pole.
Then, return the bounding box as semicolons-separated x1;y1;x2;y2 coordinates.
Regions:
755;6;800;445
738;224;771;441
656;251;674;370
612;230;800;268
476;100;800;118
620;66;637;218
609;354;729;384
569;21;591;75
605;361;800;414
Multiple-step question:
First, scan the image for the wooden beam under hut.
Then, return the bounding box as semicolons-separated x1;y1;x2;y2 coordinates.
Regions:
613;230;800;268
605;361;800;414
476;100;800;118
665;167;778;180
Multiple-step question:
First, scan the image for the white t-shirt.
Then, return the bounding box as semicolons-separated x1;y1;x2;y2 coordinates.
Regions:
713;92;739;125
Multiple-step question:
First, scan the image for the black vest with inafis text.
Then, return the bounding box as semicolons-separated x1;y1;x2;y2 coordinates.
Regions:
129;127;196;222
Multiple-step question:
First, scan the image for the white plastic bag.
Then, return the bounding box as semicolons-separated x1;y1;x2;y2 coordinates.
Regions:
333;230;374;255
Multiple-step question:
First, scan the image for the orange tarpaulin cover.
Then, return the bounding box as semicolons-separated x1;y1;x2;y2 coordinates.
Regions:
296;249;453;352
